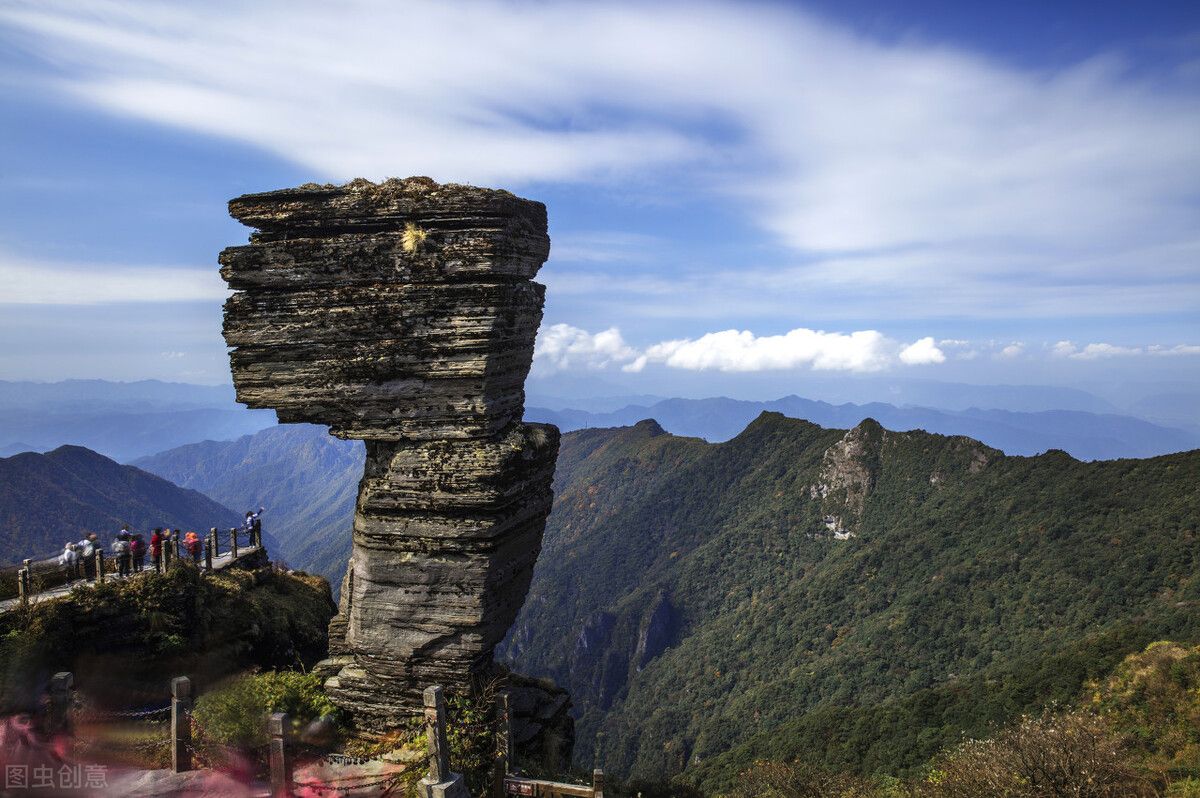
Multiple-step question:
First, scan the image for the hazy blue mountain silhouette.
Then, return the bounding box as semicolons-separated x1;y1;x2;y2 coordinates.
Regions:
0;380;276;461
526;395;1198;460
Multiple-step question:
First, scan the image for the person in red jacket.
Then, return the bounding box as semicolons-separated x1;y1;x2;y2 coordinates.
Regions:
150;528;164;573
184;531;202;564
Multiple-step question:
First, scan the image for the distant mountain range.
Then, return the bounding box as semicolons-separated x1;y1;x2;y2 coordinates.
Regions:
127;391;1200;598
0;379;276;462
0;379;240;411
500;413;1200;787
0;445;243;564
133;425;364;588
527;395;1200;460
5;378;1195;465
528;374;1200;430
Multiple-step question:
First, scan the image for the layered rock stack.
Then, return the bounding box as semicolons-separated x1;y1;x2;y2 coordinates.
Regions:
219;177;560;729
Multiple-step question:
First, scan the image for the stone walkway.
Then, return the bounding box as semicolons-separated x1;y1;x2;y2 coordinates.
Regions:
0;545;263;614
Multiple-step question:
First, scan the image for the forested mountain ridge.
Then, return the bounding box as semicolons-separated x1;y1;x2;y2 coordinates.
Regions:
499;412;1200;787
0;445;244;563
133;424;363;588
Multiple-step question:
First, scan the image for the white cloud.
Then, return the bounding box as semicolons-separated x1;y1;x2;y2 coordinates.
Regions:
1047;340;1198;360
532;323;637;374
2;0;1197;324
623;327;943;373
537;326;1200;375
631;328;894;373
1071;343;1143;359
1148;344;1200;356
0;252;228;305
898;336;945;365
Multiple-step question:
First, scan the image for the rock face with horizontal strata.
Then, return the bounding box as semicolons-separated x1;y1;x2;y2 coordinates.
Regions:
220;177;561;730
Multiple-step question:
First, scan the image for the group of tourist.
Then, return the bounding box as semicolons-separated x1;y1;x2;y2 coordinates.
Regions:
54;508;264;583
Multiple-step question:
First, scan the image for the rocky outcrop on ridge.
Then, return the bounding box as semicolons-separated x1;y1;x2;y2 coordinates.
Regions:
811;418;886;535
220;177;561;732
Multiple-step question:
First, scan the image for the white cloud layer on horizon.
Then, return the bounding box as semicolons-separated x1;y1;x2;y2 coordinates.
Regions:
536;324;946;374
1052;340;1200;360
535;327;1200;375
2;0;1198;324
0;252;228;304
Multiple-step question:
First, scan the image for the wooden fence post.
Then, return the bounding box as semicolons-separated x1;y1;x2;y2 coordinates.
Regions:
419;686;469;797
49;671;73;734
593;769;605;798
163;535;172;570
171;676;192;773
17;567;30;605
204;536;213;571
173;533;181;562
230;527;238;559
269;712;292;798
210;528;219;558
94;550;104;584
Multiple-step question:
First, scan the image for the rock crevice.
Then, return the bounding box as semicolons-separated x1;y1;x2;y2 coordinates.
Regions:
220;177;559;731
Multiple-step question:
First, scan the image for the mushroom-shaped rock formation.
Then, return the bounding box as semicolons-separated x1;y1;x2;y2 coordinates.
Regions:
220;177;560;730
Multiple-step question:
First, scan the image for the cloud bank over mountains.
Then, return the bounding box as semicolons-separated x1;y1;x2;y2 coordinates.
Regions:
1052;341;1200;360
533;324;1200;375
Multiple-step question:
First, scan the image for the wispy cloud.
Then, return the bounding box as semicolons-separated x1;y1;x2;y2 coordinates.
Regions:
0;251;228;305
547;232;664;264
1;0;1197;328
1052;340;1200;360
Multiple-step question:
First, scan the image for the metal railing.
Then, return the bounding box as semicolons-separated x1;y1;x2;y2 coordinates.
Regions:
2;525;266;609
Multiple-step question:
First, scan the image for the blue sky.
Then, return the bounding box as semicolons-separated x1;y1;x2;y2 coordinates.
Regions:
0;0;1197;399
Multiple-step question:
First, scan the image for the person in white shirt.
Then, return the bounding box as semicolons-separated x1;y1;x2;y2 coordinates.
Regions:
59;542;78;581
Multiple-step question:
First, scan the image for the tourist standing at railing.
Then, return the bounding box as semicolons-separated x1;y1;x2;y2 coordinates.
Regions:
59;542;78;581
150;528;164;572
130;533;146;573
243;507;264;545
79;535;96;580
113;532;132;578
184;531;202;564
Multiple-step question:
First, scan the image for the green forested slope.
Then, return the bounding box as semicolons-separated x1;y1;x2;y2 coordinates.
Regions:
500;412;1200;788
0;445;242;562
134;424;363;589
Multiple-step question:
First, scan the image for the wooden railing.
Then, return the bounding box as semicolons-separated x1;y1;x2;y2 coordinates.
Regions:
32;673;601;798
